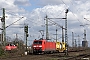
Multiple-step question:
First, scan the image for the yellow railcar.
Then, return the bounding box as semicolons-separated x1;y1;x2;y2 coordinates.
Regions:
56;42;66;52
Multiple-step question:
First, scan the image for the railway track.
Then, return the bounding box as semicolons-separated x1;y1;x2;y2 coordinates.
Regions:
43;48;90;60
0;48;90;60
65;53;90;60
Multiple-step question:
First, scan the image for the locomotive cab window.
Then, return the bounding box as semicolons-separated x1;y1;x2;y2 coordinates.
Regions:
34;41;42;45
6;44;12;46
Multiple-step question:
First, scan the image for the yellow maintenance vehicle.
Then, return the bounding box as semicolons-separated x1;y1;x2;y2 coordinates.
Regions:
56;42;66;52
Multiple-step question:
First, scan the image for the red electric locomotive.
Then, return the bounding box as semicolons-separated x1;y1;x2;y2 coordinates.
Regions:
5;44;17;51
32;38;56;54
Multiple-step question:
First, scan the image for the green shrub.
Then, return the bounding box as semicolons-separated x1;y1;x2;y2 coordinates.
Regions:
0;48;4;56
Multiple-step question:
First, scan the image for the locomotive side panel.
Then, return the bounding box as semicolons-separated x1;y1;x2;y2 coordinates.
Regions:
45;41;56;52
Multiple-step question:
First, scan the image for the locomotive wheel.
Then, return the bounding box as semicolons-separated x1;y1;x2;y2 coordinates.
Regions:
50;51;53;54
41;52;44;54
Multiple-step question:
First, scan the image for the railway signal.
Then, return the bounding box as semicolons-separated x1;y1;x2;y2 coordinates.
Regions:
24;25;28;33
1;17;5;22
24;25;29;52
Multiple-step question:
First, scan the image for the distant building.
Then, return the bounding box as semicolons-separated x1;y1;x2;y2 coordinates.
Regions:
82;41;88;47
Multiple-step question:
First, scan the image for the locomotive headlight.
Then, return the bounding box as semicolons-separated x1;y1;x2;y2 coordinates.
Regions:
39;46;42;47
33;46;36;47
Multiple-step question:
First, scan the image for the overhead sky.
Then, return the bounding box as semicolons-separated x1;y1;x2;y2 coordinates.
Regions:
0;0;90;46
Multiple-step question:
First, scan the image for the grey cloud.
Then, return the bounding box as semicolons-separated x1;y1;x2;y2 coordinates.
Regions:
38;0;72;6
14;0;31;6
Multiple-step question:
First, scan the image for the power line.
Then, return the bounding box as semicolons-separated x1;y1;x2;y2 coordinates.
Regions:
60;0;68;9
6;17;24;28
60;0;83;25
84;18;90;23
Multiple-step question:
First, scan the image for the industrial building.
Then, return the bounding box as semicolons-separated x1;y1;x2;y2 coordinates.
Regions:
82;41;88;47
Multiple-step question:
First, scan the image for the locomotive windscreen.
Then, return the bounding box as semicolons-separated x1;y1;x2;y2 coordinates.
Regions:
6;44;12;46
33;41;42;45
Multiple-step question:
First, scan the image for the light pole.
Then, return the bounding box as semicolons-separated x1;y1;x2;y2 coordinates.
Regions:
65;9;68;55
44;15;49;40
80;25;86;41
80;24;88;47
44;15;66;40
0;8;24;46
1;8;6;46
72;32;74;47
